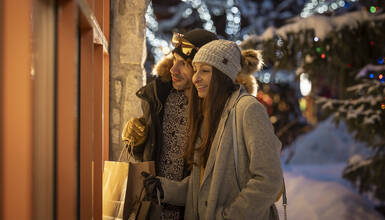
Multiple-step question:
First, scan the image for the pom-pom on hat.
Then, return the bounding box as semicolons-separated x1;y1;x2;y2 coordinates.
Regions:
192;39;242;81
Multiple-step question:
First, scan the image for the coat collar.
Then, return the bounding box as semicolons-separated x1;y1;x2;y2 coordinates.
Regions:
200;86;245;188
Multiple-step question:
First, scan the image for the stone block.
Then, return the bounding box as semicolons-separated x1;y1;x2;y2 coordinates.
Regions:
126;0;150;13
112;108;121;125
120;32;146;64
117;0;149;16
114;80;122;104
111;128;120;145
122;65;144;123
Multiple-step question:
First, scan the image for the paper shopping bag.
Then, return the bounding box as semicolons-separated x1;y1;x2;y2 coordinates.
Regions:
102;160;129;219
136;200;162;220
123;161;156;220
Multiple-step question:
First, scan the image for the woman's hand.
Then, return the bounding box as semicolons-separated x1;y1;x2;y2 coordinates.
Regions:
141;172;164;203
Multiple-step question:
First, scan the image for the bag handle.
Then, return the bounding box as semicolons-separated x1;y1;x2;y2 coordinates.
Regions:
119;137;135;162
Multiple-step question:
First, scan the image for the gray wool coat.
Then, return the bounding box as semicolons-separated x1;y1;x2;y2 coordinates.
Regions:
159;88;283;220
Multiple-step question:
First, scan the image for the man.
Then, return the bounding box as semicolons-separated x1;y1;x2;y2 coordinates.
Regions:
122;29;218;220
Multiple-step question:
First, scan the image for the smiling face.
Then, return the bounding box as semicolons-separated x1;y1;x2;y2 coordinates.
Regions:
170;53;194;91
192;62;213;98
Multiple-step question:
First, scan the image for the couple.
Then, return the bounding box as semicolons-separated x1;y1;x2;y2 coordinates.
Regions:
123;29;283;220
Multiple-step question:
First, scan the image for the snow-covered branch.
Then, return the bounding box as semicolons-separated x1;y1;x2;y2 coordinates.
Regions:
355;64;385;79
241;10;385;47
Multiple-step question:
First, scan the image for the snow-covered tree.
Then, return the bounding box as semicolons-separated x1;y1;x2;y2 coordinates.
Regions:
241;10;385;97
317;76;385;202
240;3;385;203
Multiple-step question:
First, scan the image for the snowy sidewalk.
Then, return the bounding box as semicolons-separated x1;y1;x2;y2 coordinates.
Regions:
275;164;384;220
275;118;384;220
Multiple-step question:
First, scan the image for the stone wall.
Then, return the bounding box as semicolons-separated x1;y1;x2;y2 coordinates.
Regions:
110;0;149;160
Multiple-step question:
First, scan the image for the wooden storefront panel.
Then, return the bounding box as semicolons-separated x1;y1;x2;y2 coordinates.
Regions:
56;1;78;219
0;1;33;220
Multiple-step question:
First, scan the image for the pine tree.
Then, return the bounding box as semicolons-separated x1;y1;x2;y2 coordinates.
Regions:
241;7;385;203
317;77;385;202
241;11;385;98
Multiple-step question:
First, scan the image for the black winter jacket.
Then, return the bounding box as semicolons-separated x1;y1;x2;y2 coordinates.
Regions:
133;77;173;164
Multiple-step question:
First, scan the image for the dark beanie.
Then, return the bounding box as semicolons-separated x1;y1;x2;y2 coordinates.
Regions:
173;28;218;60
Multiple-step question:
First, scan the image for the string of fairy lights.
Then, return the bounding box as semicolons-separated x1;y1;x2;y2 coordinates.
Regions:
224;0;241;41
312;38;384;84
145;0;243;63
181;0;216;32
145;1;173;63
299;0;385;87
301;0;358;18
368;57;385;84
372;56;385;110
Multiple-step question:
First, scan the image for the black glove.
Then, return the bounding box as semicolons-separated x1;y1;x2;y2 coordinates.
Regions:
141;172;164;203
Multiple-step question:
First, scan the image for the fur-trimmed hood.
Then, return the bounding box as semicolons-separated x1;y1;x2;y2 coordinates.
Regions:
151;49;263;96
152;54;174;82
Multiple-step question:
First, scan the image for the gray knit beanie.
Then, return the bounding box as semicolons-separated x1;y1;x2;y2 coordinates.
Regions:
192;39;241;81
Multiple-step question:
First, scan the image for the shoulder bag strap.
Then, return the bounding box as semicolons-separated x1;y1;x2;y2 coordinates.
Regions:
232;93;252;191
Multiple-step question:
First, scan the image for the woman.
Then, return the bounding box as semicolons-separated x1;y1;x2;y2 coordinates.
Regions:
145;40;283;220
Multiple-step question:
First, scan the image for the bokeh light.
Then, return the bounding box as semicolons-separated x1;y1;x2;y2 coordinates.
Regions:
370;6;377;13
301;0;358;18
300;73;312;96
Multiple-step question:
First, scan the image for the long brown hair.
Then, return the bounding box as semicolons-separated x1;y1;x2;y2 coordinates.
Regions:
185;67;237;169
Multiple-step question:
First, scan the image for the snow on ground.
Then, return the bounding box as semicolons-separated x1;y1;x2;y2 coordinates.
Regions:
275;118;384;220
283;117;372;165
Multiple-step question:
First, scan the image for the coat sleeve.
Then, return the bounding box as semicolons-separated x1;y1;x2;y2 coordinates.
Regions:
159;175;190;206
130;99;151;160
223;98;283;219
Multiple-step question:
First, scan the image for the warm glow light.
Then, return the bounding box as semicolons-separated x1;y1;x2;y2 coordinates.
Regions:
270;116;278;124
299;98;307;111
300;73;312;96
